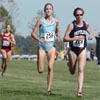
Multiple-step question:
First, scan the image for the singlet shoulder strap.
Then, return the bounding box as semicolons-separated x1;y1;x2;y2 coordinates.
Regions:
83;21;87;30
2;32;5;37
42;17;45;24
71;20;76;30
72;20;76;24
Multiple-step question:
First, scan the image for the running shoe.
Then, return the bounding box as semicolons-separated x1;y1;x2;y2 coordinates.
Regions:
77;92;83;97
47;90;52;95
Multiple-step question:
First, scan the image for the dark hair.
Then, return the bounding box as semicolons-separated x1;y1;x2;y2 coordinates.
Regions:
44;3;53;12
73;7;84;16
98;32;100;36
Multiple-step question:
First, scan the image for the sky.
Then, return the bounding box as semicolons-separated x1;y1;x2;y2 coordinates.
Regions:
2;0;100;41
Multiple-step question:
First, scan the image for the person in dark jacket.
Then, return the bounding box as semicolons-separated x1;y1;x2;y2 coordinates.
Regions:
95;32;100;65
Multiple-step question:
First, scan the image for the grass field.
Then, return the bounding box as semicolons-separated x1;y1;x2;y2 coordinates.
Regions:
0;60;100;100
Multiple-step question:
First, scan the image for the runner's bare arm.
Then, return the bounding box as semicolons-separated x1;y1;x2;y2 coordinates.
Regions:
86;22;92;40
31;18;42;42
55;19;60;42
10;34;16;45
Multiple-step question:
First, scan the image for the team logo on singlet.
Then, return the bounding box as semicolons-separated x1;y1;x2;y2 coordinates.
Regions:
73;30;86;48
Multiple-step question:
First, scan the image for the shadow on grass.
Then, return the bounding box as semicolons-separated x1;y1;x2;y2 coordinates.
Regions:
0;88;79;100
1;88;99;100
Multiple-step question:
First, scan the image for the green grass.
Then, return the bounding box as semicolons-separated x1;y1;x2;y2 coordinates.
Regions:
0;60;100;100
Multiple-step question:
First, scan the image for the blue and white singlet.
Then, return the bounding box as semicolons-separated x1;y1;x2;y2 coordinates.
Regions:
69;20;87;56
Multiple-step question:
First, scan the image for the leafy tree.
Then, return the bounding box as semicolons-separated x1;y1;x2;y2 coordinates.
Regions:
0;0;17;34
0;6;8;19
14;34;38;54
14;35;25;54
25;36;38;54
55;40;64;51
0;0;14;3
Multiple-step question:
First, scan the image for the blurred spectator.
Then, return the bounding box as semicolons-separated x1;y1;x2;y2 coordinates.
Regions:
64;42;69;61
55;51;59;60
90;48;95;61
86;49;91;61
95;32;100;65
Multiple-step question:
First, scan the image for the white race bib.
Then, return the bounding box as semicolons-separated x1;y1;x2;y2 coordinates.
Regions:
73;40;84;47
44;31;55;41
3;40;10;46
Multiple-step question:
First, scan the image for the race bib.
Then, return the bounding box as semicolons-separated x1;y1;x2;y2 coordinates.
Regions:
3;40;10;46
73;40;84;47
44;32;55;41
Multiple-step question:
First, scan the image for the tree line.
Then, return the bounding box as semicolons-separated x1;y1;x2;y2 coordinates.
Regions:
14;34;64;55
